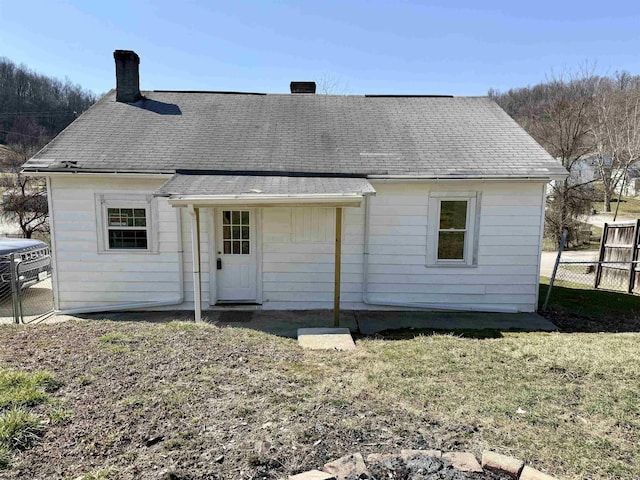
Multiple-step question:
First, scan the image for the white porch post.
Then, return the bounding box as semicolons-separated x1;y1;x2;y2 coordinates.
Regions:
334;207;343;327
188;204;202;322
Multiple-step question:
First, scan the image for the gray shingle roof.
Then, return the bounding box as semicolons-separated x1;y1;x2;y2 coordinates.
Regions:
156;174;375;196
24;90;567;179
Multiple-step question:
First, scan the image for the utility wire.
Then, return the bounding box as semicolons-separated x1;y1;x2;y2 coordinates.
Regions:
0;130;48;139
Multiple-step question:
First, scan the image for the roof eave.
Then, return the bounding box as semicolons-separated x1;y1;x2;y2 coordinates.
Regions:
367;173;568;182
166;193;368;208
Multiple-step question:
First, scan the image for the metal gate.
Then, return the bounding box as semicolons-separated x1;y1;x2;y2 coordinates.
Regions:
0;253;54;324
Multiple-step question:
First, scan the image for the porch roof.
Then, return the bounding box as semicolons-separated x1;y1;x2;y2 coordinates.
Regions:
156;173;376;207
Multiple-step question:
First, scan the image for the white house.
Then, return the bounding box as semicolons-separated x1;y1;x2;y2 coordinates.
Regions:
23;51;567;319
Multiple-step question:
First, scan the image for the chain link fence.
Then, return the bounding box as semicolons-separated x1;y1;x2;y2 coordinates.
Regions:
0;252;53;324
543;226;640;309
550;260;635;291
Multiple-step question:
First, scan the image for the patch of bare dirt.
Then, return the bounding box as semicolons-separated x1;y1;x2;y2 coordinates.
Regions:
0;321;510;479
543;307;640;332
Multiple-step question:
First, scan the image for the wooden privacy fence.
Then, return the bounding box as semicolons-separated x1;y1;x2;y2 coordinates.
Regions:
595;220;640;293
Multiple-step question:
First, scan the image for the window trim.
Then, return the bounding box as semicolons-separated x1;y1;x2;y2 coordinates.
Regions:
426;191;480;267
95;193;159;254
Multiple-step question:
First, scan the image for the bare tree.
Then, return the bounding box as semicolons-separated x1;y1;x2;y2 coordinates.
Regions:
0;146;48;238
492;74;597;248
591;76;640;212
316;73;350;95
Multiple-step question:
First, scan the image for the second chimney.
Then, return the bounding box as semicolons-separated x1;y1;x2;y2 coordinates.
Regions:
114;50;142;103
290;81;316;94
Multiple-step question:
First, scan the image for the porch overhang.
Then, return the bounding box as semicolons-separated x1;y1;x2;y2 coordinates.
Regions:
155;173;376;207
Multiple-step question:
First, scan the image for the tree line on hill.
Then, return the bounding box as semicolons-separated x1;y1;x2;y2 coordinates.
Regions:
0;58;96;238
490;71;640;248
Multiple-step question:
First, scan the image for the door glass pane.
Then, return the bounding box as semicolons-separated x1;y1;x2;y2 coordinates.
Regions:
222;210;251;255
438;231;465;260
439;201;467;229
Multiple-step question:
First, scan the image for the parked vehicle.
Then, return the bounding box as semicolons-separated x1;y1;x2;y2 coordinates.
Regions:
0;239;52;296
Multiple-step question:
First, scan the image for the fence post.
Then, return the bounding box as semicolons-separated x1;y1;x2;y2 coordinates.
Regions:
628;219;640;293
543;229;567;310
9;254;20;324
594;222;608;289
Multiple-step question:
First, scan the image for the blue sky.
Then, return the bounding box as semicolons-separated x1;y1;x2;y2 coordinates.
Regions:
1;0;639;96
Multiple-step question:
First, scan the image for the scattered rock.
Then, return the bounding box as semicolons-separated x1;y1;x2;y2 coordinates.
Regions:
324;453;370;480
365;452;399;464
255;440;272;455
405;454;445;475
145;435;164;447
367;455;409;479
481;451;524;479
400;448;443;460
213;455;224;464
519;465;559;480
442;452;483;473
288;470;337;480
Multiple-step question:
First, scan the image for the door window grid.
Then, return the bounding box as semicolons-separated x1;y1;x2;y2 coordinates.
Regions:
222;210;250;255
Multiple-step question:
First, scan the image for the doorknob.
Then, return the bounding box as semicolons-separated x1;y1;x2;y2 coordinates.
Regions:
217;258;222;270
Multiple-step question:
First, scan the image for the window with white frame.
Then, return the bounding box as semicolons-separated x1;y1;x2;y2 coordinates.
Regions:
427;192;479;266
107;207;148;249
95;194;157;253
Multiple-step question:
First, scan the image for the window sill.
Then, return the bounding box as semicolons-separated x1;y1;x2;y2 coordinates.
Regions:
425;263;478;268
97;249;159;255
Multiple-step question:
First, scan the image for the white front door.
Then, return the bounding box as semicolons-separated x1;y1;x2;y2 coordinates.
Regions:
216;209;257;302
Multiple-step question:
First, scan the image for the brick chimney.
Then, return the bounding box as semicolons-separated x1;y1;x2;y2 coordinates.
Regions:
290;81;316;94
114;50;142;103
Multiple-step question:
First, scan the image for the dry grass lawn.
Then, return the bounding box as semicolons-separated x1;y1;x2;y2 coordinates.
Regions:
0;320;638;479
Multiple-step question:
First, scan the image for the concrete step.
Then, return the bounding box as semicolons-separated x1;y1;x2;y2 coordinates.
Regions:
297;327;355;351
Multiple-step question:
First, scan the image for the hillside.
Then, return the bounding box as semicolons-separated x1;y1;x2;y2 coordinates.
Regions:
0;57;96;155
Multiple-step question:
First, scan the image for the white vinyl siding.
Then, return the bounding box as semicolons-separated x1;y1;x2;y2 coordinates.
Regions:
260;181;545;312
49;176;186;311
50;176;546;313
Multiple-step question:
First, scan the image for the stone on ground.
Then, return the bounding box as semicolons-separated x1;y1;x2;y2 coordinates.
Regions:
324;453;370;479
519;465;559;480
481;451;525;478
442;452;483;473
288;470;337;480
297;328;355;351
365;452;400;464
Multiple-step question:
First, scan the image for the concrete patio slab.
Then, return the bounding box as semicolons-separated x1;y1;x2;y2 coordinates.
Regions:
354;311;557;334
298;327;356;350
39;309;557;337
